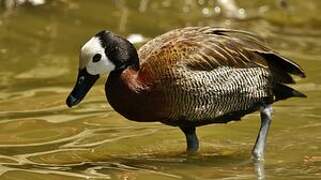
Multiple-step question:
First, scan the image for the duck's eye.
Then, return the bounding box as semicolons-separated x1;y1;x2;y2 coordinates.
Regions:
92;54;102;63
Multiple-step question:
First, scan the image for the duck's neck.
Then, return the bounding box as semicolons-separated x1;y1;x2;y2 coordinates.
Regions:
106;66;151;121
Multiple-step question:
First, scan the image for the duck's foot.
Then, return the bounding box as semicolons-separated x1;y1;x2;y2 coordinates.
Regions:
180;126;199;153
252;150;264;162
252;104;272;162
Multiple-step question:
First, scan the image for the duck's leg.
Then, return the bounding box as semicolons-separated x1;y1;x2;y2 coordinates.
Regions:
180;126;199;153
252;104;273;161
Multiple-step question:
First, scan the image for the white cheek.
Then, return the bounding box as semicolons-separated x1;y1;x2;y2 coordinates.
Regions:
81;36;116;75
87;56;116;75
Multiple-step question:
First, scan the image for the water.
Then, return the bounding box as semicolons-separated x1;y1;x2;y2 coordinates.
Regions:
0;0;320;179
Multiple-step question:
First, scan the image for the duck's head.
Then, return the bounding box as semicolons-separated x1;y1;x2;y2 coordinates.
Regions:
66;30;139;108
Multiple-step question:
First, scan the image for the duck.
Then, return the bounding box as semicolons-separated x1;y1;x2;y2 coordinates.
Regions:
66;27;306;161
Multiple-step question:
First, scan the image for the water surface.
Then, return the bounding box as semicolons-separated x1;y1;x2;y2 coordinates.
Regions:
0;0;320;179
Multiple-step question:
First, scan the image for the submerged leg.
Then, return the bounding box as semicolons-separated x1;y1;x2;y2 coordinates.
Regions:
180;126;199;153
252;104;273;161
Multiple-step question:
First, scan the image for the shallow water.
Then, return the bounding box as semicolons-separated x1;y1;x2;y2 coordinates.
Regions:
0;0;321;179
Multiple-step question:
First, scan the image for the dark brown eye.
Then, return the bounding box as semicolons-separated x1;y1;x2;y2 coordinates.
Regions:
92;54;102;63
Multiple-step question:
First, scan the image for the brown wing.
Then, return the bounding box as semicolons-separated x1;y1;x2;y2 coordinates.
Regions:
138;27;305;84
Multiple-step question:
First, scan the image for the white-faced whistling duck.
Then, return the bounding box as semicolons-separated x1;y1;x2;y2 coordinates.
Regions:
66;27;306;161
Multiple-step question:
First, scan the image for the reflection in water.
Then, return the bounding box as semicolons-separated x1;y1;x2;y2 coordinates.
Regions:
1;0;45;10
254;161;265;180
0;0;321;179
217;0;246;19
114;0;129;33
139;0;149;13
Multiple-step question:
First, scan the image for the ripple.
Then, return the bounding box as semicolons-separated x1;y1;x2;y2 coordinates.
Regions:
0;0;321;179
0;119;85;147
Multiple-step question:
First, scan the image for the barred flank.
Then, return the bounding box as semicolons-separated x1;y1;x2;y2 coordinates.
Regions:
164;66;272;122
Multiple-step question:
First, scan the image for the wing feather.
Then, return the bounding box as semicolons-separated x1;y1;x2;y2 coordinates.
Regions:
138;27;305;84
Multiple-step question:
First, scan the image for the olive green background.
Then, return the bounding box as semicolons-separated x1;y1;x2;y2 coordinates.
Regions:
0;0;320;179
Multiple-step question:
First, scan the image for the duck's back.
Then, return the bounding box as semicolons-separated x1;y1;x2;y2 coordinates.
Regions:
136;27;305;126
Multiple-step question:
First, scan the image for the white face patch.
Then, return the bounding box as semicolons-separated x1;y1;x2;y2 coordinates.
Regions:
79;37;116;75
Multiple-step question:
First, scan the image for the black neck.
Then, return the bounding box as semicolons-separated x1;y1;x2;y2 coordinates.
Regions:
95;30;140;72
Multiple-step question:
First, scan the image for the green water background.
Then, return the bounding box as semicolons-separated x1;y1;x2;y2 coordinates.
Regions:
0;0;320;179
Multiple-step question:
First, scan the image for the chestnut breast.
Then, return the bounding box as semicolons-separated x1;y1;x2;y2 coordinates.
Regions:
106;68;169;122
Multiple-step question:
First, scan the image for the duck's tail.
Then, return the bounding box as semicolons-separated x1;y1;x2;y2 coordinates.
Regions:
273;83;306;101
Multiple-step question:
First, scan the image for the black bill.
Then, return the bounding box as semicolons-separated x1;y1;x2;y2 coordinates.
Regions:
66;69;99;107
